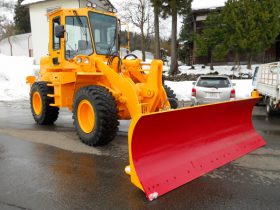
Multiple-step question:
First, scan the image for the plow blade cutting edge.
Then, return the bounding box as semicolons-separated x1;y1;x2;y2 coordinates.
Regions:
127;98;266;201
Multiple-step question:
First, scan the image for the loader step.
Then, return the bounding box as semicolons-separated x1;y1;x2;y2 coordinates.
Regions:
47;83;59;87
47;94;59;98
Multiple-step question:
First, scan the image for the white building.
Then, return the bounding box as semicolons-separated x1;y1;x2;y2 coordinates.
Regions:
22;0;116;64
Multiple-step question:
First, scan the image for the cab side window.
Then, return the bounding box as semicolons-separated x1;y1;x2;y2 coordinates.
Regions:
53;17;61;50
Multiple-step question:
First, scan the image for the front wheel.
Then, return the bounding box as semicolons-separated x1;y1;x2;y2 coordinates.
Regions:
73;86;119;146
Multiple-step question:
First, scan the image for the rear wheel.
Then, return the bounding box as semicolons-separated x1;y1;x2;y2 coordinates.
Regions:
164;85;178;109
73;86;119;146
30;82;59;125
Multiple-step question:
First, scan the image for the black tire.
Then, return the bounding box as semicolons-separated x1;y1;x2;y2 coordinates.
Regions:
30;82;59;125
164;85;178;109
266;98;279;116
73;85;119;146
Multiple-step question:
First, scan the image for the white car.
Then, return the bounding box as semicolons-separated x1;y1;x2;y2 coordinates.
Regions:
191;76;236;106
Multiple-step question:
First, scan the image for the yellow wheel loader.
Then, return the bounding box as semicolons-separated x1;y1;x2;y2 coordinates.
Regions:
26;6;266;201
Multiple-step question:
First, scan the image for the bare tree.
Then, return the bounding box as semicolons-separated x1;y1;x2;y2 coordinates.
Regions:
122;0;153;61
0;15;15;56
0;0;16;55
0;0;14;10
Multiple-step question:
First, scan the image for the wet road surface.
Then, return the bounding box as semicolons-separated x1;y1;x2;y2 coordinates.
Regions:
0;100;280;209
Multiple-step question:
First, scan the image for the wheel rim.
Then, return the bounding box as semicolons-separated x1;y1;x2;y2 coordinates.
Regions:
32;91;42;115
77;100;95;134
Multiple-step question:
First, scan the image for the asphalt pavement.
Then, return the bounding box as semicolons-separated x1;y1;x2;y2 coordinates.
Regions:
0;100;280;210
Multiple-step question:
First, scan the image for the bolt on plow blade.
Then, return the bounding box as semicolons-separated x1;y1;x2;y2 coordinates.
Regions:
127;98;266;201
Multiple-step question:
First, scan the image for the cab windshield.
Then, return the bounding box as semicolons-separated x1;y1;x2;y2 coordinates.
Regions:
89;12;117;55
65;16;93;60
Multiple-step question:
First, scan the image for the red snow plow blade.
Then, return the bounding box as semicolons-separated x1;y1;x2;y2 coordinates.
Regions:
127;98;265;201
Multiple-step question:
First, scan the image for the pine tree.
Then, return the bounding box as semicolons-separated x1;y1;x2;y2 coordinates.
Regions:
179;3;193;64
196;12;228;70
14;0;31;34
222;0;280;68
196;0;280;69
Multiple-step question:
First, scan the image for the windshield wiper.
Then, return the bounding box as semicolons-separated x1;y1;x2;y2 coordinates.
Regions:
106;28;117;57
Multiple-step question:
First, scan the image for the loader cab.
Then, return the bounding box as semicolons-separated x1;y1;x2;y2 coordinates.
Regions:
48;8;119;68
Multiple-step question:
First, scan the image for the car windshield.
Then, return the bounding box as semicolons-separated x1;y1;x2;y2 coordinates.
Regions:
197;77;231;88
89;12;117;55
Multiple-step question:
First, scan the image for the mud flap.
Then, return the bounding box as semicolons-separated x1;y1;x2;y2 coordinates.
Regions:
127;98;266;200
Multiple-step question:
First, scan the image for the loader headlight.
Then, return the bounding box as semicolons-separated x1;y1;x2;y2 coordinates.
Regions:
84;58;89;64
76;57;82;64
86;2;97;8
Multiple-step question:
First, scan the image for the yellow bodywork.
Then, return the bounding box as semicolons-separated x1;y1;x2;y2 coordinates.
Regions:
251;89;260;98
26;7;170;193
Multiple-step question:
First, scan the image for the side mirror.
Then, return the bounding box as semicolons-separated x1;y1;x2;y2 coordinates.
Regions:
232;83;236;87
192;82;196;85
55;25;65;38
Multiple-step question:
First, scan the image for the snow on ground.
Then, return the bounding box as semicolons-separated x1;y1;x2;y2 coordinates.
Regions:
0;54;36;101
166;79;253;102
173;64;257;78
233;80;254;99
165;81;194;101
130;50;154;60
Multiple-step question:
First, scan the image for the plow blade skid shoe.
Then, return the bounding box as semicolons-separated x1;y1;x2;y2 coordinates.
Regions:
128;98;266;200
